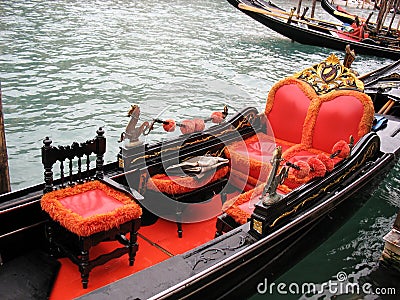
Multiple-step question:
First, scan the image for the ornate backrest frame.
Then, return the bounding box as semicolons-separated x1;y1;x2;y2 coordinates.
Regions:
42;127;106;193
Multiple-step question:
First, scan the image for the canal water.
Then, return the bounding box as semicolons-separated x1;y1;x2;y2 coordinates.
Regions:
1;0;399;299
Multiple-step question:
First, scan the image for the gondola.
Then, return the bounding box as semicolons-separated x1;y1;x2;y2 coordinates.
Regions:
330;0;375;10
0;53;399;300
227;0;400;60
321;0;367;23
321;0;399;35
361;59;400;103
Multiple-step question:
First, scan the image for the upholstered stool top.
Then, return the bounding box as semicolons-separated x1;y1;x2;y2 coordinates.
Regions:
222;181;291;225
41;180;142;237
147;166;229;195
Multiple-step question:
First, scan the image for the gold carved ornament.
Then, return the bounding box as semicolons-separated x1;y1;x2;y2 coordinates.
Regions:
293;54;364;95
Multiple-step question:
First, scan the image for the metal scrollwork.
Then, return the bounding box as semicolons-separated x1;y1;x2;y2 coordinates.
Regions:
293;54;364;95
119;105;150;147
191;235;249;270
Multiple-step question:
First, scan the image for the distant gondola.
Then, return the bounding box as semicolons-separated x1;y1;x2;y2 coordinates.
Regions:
329;0;375;10
321;0;365;23
227;0;400;60
321;0;399;34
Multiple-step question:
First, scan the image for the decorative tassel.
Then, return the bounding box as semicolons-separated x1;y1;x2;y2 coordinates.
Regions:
211;111;225;124
316;153;334;172
288;160;310;179
162;119;176;132
180;120;196;134
193;119;205;132
308;157;326;177
153;106;227;134
331;140;350;158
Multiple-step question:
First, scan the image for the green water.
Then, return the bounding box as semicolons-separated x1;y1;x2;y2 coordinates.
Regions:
1;0;399;298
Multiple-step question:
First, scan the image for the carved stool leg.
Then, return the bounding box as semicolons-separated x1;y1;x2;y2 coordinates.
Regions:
79;238;90;289
177;222;183;238
45;222;56;256
128;237;134;266
129;219;140;266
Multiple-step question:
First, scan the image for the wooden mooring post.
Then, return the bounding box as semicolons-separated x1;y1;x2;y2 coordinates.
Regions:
296;0;302;16
0;83;11;194
311;0;317;18
381;211;400;272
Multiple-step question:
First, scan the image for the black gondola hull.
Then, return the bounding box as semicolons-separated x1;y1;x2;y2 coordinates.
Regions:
78;149;396;300
227;0;400;60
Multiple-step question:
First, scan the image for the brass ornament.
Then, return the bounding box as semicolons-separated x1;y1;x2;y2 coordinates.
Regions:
253;219;263;235
293;54;364;95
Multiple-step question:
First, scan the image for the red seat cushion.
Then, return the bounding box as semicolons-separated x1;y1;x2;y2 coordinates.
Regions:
147;166;229;195
41;180;142;236
225;133;276;182
225;133;296;180
222;183;289;225
222;184;266;225
59;189;125;218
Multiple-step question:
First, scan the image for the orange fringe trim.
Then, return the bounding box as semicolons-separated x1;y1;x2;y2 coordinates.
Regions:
223;184;266;225
224;172;292;224
265;78;374;147
147;166;229;195
41;180;142;237
223;76;374;223
224;133;274;182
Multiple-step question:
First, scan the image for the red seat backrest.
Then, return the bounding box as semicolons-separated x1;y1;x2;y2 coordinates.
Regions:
312;92;373;153
265;79;311;144
265;77;374;153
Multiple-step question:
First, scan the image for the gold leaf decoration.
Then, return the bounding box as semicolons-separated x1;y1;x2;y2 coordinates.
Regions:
293;54;364;95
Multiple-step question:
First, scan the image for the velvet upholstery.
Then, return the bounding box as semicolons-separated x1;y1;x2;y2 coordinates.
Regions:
147;166;229;195
41;180;142;237
223;76;374;224
226;77;374;190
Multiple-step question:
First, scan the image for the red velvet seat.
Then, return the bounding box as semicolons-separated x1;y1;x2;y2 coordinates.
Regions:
147;166;229;195
220;55;374;231
41;180;142;237
146;163;229;237
225;66;374;192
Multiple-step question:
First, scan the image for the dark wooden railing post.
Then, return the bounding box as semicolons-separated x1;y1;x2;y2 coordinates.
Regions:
0;83;11;194
42;137;54;193
95;127;105;179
